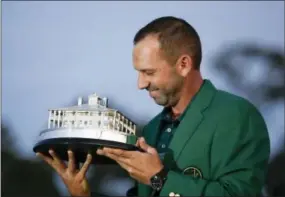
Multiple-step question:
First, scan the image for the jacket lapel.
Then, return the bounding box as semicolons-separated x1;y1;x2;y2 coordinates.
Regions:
168;80;216;161
144;116;162;147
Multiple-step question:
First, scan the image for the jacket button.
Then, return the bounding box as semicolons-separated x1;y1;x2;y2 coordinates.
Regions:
169;192;175;197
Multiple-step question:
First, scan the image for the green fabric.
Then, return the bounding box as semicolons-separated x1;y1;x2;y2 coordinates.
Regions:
155;84;200;153
137;79;270;196
126;135;137;145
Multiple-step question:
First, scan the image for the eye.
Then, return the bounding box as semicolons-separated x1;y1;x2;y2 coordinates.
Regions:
145;70;155;76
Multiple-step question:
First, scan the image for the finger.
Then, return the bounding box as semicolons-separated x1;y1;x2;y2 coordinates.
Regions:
135;139;140;147
123;166;145;183
103;152;126;163
116;160;144;175
103;148;125;156
67;150;76;173
106;153;144;174
48;149;61;162
36;151;65;175
117;160;134;174
36;152;53;166
117;160;131;172
77;154;92;181
102;148;134;158
48;149;66;171
103;152;137;169
138;138;157;154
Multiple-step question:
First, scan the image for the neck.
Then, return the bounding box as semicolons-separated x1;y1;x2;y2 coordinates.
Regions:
171;71;203;117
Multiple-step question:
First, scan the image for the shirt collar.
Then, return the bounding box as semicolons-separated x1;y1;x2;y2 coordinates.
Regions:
160;80;206;123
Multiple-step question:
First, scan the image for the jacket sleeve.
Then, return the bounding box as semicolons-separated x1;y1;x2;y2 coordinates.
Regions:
159;104;270;197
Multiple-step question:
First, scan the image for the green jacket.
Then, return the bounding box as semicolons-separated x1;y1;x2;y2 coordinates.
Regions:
138;80;270;196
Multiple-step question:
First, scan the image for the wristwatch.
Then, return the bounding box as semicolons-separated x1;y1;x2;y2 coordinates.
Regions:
150;167;169;191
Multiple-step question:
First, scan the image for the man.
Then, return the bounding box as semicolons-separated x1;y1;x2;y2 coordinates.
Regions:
36;16;270;196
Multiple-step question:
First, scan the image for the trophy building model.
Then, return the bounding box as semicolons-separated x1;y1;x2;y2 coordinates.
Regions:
33;93;138;164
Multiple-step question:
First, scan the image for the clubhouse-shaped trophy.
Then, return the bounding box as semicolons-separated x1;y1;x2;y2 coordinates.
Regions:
33;93;139;164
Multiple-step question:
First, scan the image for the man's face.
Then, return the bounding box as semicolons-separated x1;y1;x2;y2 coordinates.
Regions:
132;36;184;107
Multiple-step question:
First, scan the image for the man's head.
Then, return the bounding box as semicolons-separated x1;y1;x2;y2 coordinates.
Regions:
132;16;202;107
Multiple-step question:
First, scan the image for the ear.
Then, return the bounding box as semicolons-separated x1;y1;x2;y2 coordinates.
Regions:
176;55;192;77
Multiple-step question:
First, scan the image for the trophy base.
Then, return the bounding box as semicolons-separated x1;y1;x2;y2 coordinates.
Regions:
33;138;140;165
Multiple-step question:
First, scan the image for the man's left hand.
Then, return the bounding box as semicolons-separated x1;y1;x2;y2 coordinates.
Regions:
97;137;163;185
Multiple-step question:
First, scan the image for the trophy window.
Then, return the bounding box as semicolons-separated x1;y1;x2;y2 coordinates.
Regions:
63;120;68;127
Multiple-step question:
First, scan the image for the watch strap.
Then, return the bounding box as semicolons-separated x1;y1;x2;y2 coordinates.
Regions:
157;166;169;182
150;166;169;192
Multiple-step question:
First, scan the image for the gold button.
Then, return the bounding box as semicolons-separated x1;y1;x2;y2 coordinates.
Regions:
169;192;175;197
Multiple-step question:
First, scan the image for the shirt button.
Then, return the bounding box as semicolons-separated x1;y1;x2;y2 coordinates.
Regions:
161;144;166;148
166;128;172;132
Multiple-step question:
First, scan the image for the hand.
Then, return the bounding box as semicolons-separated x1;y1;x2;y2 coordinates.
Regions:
97;137;163;185
36;149;92;197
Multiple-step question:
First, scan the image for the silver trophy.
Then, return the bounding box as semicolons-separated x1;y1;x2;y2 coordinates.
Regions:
33;93;139;164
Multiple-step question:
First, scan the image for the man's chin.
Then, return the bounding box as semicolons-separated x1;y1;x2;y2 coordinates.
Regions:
152;97;168;107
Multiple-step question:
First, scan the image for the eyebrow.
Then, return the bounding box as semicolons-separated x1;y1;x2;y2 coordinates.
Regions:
141;68;156;72
134;67;157;72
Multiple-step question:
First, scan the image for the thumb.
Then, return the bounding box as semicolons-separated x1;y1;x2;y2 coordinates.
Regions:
138;137;156;154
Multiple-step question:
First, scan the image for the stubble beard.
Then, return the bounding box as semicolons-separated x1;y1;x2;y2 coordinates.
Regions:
153;93;168;106
153;76;184;107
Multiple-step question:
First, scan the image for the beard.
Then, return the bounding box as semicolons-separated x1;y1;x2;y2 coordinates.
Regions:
151;91;169;106
148;75;184;107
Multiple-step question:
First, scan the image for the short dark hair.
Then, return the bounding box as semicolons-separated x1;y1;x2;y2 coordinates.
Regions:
133;16;202;70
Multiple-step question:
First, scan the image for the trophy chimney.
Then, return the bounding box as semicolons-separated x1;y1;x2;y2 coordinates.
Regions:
78;97;83;106
102;97;108;107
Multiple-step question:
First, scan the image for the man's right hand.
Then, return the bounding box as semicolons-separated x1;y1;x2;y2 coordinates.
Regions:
36;149;92;197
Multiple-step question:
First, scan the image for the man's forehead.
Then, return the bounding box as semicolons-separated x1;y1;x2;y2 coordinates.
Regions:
133;36;160;56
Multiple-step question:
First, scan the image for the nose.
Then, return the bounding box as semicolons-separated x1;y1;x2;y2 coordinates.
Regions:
137;73;149;90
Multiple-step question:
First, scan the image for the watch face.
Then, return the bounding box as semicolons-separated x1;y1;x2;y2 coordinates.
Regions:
151;175;163;190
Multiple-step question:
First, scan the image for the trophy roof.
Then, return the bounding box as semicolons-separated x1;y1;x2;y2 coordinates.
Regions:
48;104;115;112
48;93;112;112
